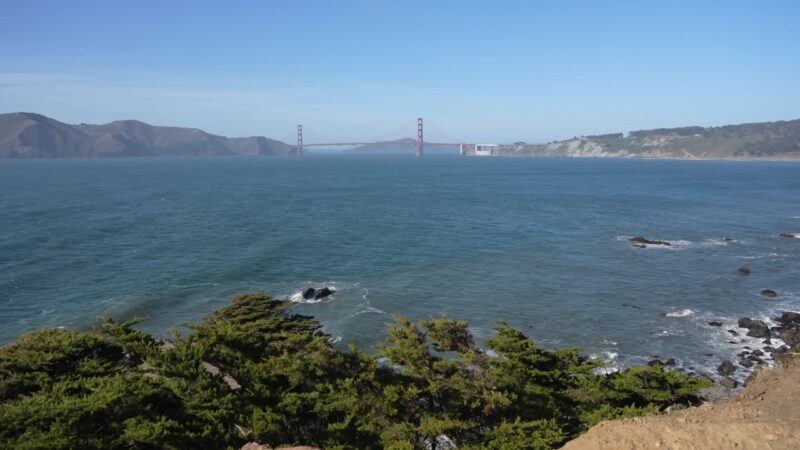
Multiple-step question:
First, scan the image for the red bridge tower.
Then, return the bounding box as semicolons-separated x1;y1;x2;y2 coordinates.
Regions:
416;117;424;157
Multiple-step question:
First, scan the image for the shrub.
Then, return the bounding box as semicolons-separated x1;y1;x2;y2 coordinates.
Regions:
0;294;712;449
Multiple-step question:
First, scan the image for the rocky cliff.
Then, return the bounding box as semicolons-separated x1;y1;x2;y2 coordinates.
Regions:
497;119;800;159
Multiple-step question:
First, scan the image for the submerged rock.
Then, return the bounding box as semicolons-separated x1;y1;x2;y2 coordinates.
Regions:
707;321;723;327
738;266;751;275
629;236;671;247
779;232;797;238
761;289;778;298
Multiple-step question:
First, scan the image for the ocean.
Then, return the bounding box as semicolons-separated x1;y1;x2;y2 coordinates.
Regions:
1;155;798;382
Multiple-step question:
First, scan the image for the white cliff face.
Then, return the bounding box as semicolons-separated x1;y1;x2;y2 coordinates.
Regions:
500;139;633;158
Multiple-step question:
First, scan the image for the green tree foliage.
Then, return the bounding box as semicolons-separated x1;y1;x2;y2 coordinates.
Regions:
0;294;712;449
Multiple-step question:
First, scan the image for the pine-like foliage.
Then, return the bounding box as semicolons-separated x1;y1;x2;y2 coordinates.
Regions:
0;294;712;449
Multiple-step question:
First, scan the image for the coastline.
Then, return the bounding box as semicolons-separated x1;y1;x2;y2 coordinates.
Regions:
563;359;800;449
491;154;800;162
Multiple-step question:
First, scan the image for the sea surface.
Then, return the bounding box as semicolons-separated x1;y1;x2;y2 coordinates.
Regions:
1;155;799;381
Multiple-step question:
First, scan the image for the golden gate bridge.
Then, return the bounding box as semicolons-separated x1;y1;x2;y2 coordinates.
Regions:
295;118;493;156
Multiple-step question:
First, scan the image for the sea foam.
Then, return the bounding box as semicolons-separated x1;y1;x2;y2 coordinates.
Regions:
665;308;694;318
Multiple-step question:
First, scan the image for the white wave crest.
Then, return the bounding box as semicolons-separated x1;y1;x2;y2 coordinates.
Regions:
735;253;782;260
590;351;620;375
704;238;738;246
666;308;694;318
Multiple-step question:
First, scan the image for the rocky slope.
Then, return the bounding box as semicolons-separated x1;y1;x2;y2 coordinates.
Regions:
563;362;800;449
0;112;294;158
498;119;800;159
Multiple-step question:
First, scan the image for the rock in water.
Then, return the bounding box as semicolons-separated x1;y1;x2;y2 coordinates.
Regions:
629;236;671;247
737;318;771;338
313;287;335;300
707;321;723;327
717;360;736;376
302;288;316;300
761;289;778;298
777;311;800;327
739;359;754;368
779;232;797;238
738;266;751;275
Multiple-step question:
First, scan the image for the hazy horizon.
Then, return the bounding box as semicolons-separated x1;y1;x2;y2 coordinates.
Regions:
2;1;799;144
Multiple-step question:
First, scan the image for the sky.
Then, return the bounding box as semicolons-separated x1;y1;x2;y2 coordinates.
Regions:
1;0;799;144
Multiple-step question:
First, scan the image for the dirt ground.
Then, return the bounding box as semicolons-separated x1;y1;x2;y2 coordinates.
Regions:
563;364;800;450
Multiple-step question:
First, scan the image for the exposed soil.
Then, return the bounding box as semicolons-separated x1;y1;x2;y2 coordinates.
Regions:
563;364;800;449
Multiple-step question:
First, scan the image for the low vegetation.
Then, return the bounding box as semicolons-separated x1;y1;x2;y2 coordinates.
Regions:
0;293;711;449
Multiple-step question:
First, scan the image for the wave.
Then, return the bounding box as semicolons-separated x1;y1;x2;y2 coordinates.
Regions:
590;351;620;375
703;237;739;246
616;235;699;250
168;282;221;289
665;308;694;318
353;305;389;316
691;308;794;385
735;252;785;260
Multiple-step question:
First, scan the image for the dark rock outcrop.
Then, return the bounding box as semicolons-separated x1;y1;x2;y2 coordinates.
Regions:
313;287;335;300
779;232;797;238
301;287;336;301
629;236;671;247
776;311;800;327
781;329;800;348
738;266;751;275
707;321;723;327
717;360;736;376
737;318;771;338
761;289;778;298
738;359;754;368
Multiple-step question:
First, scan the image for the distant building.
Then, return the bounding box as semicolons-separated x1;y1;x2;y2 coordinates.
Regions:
459;143;498;156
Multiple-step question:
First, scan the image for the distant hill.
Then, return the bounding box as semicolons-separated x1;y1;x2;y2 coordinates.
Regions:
0;112;294;158
496;119;800;159
348;138;459;154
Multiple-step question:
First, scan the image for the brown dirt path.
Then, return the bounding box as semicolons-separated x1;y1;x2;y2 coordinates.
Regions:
563;365;800;450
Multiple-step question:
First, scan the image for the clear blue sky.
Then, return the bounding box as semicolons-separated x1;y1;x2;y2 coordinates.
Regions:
1;0;798;143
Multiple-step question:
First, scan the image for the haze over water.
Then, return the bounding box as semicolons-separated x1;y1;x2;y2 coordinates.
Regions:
1;155;799;381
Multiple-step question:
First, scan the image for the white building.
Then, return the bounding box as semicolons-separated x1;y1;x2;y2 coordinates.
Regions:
459;143;498;156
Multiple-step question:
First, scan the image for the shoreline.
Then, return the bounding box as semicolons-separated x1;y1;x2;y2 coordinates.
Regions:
563;359;800;449
492;153;800;162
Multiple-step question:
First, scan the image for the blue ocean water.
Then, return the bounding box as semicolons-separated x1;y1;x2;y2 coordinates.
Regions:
1;155;798;381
